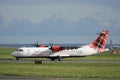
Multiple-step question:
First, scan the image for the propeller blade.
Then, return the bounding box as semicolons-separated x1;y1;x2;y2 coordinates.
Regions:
49;42;54;51
30;41;39;47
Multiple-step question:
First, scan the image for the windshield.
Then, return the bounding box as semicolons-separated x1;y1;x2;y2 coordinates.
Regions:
17;49;24;51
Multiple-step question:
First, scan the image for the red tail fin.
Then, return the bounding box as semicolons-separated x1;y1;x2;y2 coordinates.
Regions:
90;30;109;52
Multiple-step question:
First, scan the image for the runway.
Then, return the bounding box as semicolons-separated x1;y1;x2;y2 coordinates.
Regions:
0;59;120;63
0;76;83;80
0;76;72;80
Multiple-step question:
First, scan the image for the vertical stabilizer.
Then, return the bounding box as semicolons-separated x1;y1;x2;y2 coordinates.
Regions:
89;30;109;52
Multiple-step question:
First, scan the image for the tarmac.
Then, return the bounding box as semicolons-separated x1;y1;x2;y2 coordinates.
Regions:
0;76;74;80
0;59;120;63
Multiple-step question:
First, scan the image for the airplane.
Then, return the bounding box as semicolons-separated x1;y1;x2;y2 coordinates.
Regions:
11;30;109;61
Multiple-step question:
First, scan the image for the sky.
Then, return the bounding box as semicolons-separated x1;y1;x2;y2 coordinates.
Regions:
0;0;120;44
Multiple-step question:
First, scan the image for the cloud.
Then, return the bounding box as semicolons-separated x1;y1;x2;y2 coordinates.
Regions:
0;15;86;36
1;1;119;23
1;14;119;36
0;0;120;43
0;14;4;28
0;17;33;35
0;14;120;44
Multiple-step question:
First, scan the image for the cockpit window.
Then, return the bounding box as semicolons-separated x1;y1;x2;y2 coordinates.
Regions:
17;49;23;51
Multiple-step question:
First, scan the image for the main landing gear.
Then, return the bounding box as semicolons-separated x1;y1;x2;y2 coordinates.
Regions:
51;56;63;61
16;57;19;60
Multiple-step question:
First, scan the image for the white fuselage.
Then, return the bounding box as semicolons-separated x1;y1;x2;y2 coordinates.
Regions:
50;45;98;57
11;45;98;58
12;47;52;57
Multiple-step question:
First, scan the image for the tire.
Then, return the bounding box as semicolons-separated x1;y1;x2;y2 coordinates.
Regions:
16;57;19;60
51;58;55;61
58;56;63;61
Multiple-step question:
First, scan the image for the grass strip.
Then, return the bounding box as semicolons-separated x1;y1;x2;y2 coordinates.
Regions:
0;62;120;78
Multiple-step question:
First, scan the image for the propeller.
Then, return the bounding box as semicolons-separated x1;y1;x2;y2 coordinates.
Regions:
30;41;39;47
48;43;65;52
49;42;54;51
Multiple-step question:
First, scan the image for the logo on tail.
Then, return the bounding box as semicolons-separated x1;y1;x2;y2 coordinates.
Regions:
90;30;109;52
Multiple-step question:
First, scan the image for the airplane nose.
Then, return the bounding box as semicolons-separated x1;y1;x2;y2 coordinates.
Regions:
11;51;18;57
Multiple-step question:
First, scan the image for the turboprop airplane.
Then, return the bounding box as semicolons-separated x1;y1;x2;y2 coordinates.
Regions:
11;30;109;61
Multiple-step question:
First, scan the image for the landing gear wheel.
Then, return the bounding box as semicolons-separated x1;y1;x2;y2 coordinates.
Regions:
16;57;19;60
58;56;63;61
51;58;55;61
